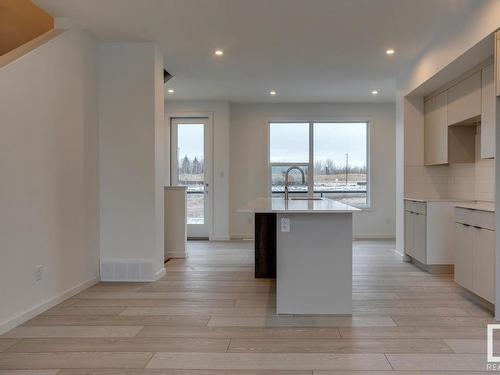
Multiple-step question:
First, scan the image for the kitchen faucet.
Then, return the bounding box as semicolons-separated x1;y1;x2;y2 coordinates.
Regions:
284;166;305;200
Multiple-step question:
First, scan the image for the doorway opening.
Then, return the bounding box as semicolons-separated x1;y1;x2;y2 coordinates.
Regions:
170;117;212;239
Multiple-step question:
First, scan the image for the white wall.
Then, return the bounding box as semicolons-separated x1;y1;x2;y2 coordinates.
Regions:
0;27;99;333
165;100;230;240
98;42;165;281
229;103;396;239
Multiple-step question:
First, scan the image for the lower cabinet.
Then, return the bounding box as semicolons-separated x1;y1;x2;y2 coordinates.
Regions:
404;211;415;258
454;223;474;290
413;212;426;264
473;226;495;303
404;199;455;268
404;211;426;264
454;221;495;303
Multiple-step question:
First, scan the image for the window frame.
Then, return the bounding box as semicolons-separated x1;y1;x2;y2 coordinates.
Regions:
267;119;371;208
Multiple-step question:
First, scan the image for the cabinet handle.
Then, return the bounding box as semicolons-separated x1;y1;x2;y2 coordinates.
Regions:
473;226;483;230
461;223;471;227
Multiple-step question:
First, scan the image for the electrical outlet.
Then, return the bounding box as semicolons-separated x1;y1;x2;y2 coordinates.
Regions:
35;265;43;282
280;217;291;232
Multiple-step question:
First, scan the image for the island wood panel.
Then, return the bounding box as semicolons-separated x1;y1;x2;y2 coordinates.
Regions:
254;213;276;278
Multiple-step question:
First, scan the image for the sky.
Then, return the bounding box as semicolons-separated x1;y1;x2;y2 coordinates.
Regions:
177;124;204;160
176;122;367;167
270;122;367;167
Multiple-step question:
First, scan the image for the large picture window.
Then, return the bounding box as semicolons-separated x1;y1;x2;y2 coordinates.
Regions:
269;121;369;207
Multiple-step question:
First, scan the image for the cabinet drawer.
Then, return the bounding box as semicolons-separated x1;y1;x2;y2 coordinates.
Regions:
404;200;426;215
404;200;414;212
455;208;495;230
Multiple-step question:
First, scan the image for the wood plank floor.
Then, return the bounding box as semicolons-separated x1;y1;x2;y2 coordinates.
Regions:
0;239;497;374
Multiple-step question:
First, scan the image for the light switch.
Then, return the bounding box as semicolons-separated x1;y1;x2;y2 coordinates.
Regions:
280;217;290;232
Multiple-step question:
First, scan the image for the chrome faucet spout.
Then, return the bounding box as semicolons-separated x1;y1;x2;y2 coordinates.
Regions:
284;166;305;200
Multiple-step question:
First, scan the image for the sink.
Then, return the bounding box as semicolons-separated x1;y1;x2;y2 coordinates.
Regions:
290;197;324;201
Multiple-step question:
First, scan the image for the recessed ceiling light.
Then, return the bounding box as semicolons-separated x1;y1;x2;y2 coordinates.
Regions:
269;90;277;96
167;89;175;94
371;90;379;95
215;50;224;56
386;48;395;55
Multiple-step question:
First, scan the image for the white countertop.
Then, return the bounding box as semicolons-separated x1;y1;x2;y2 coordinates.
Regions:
404;197;474;203
238;197;360;213
164;186;187;190
404;197;495;212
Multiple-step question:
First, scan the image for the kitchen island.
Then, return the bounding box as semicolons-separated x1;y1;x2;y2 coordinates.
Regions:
239;197;360;315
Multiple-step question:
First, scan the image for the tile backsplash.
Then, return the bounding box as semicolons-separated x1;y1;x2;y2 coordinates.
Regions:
405;131;494;202
474;157;495;201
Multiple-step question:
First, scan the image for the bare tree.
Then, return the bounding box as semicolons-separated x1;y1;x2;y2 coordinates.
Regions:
180;155;191;174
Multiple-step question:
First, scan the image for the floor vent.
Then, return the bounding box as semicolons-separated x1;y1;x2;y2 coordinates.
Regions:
100;261;155;281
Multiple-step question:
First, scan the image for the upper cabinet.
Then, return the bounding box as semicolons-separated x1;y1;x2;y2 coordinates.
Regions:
447;71;481;126
481;63;495;159
424;60;496;165
424;90;475;166
495;31;500;96
424;92;447;165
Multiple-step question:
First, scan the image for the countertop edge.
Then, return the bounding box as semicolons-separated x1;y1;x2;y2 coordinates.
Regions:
238;197;361;213
404;197;495;212
237;209;359;214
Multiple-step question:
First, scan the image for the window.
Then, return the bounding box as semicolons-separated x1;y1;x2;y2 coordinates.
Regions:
270;123;310;195
269;121;369;207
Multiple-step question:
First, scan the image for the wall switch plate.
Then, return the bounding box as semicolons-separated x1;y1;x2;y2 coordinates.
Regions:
280;217;291;232
35;265;43;282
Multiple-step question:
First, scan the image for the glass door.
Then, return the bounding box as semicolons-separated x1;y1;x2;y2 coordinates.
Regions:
171;118;211;238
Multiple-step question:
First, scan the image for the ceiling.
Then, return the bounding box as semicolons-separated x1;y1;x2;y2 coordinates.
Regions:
35;0;479;103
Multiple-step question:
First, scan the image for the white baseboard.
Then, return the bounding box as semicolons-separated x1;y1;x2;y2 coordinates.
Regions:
230;234;254;240
353;234;396;239
0;276;99;335
166;250;186;258
154;267;166;280
210;235;231;241
230;234;395;241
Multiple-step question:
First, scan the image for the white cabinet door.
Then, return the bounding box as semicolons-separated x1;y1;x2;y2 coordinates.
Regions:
405;211;415;257
424;97;439;165
496;32;500;96
413;213;427;264
473;227;495;303
424;92;448;165
454;223;473;290
447;71;481;126
481;64;495;159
